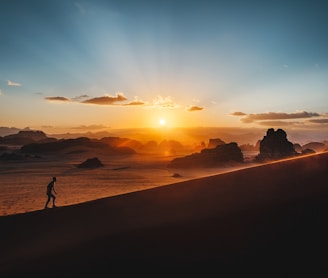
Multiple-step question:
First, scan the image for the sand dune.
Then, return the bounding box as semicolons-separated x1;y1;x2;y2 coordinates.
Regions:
1;152;328;277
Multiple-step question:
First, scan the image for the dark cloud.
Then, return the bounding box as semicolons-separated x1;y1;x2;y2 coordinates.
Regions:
230;111;247;116
45;96;70;102
82;93;127;105
186;106;204;112
239;111;320;123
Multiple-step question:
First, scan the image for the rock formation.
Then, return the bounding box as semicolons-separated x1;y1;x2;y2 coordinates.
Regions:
0;130;52;145
167;142;244;168
77;157;103;168
20;137;136;155
255;128;297;162
207;138;225;149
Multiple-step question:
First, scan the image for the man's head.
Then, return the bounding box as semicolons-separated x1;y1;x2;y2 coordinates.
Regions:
53;176;56;181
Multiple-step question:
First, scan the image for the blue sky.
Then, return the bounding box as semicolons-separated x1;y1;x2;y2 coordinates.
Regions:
0;0;327;134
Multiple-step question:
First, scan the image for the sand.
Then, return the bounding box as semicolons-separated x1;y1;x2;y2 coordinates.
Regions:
0;152;254;216
0;152;328;277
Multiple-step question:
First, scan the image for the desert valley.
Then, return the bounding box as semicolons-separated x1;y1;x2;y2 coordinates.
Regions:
0;127;327;216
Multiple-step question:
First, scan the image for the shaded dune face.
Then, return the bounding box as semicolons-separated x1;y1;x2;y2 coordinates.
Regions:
0;152;328;277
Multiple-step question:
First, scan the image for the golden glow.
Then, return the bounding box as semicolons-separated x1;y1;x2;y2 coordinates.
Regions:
159;118;166;126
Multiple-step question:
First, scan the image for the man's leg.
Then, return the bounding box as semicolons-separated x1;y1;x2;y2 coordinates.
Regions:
45;195;50;208
52;194;56;207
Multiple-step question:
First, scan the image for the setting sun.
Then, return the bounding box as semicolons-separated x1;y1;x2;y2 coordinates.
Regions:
159;118;166;126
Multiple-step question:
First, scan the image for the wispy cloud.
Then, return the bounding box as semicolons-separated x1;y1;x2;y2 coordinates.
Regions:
150;95;180;109
186;105;204;112
44;93;180;109
124;100;145;106
82;93;127;105
74;2;85;14
72;94;90;101
308;119;328;124
45;96;71;102
231;111;320;123
7;80;22;87
257;120;298;127
123;96;146;106
71;124;108;130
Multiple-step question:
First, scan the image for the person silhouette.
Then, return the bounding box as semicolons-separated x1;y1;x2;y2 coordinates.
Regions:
45;176;57;209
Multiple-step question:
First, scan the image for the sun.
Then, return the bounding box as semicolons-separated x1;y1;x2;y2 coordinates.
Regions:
159;118;166;126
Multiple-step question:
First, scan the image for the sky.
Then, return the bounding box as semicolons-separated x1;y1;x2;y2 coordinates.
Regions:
0;0;328;135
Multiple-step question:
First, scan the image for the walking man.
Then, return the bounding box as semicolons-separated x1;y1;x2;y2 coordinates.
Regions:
45;176;57;209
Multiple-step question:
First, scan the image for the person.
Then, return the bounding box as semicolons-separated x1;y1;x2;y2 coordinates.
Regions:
45;176;57;209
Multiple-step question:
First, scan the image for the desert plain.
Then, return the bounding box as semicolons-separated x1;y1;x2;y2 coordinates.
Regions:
0;148;256;216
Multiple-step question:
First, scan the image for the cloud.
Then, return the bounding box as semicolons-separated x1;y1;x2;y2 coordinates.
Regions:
123;96;146;106
41;125;54;129
71;124;108;130
232;111;320;123
45;96;71;102
186;105;204;112
230;111;247;116
72;94;90;101
82;93;127;105
257;120;298;127
8;80;22;87
308;119;328;124
0;89;2;96
150;95;180;109
124;100;145;106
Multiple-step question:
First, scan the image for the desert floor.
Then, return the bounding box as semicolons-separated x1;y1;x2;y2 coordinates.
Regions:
0;152;327;277
0;151;257;216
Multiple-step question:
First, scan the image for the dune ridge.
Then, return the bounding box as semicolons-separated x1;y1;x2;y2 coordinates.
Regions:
1;152;328;277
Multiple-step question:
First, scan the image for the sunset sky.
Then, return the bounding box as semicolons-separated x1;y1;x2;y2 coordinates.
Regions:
0;0;327;134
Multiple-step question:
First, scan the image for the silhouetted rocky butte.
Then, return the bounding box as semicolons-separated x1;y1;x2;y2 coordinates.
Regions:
20;137;135;155
77;157;104;168
0;130;54;145
167;142;244;168
255;128;297;162
207;138;225;148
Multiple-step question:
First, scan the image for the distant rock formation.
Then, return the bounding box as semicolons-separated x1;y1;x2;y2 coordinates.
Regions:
301;142;326;153
99;137;143;150
0;130;52;145
239;143;258;152
293;143;302;153
207;138;225;149
77;157;103;168
301;148;316;155
20;137;136;155
0;152;25;160
255;128;297;162
0;152;41;161
167;142;244;168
